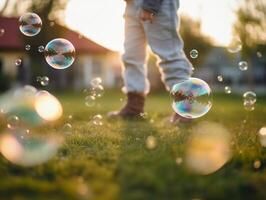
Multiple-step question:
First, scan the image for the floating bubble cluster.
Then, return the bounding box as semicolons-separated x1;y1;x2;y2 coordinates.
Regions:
19;13;42;37
185;121;231;175
0;130;63;167
44;38;75;69
91;85;104;98
238;61;248;71
190;49;198;59
171;78;212;119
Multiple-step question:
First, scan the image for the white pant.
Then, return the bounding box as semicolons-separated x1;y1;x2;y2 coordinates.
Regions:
122;0;193;94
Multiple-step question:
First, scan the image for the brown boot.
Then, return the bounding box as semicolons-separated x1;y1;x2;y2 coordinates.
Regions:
107;92;145;118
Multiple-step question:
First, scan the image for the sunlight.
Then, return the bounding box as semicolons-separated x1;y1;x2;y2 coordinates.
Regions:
65;0;241;52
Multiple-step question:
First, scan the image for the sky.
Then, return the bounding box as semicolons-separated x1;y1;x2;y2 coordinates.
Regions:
0;0;240;52
65;0;241;52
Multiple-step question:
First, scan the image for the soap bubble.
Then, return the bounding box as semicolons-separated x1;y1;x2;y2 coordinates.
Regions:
0;130;63;167
259;127;266;147
7;115;20;130
243;101;255;111
25;44;31;51
224;86;231;94
243;91;256;105
190;49;198;59
92;114;103;126
171;78;212;119
238;61;248;71
85;95;96;107
44;38;75;69
0;28;5;36
91;85;104;98
146;136;157;150
175;157;183;165
185;121;231;175
38;76;49;86
19;12;42;37
257;51;262;58
217;75;223;82
62;123;72;135
15;59;22;66
227;38;242;53
38;45;45;53
91;77;102;87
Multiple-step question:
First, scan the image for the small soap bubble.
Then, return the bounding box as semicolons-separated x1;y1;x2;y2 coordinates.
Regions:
253;160;261;169
50;21;55;27
85;95;96;107
217;75;223;82
25;44;31;51
227;38;242;53
44;38;75;69
91;77;102;87
91;85;104;98
38;45;44;53
238;61;248;71
19;12;42;36
62;123;72;135
7;115;20;130
224;86;231;94
15;59;22;66
0;28;5;36
243;91;256;105
92;114;103;126
146;136;157;150
257;51;262;58
190;49;198;59
40;76;49;86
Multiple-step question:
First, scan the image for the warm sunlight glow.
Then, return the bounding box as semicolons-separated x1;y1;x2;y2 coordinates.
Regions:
35;91;63;122
65;0;241;51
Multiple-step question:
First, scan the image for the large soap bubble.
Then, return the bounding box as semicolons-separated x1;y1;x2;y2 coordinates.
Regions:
0;86;63;126
19;13;42;36
171;78;212;119
0;130;63;167
185;121;231;175
44;38;75;69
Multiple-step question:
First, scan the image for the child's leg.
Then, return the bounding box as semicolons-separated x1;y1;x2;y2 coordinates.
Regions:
122;1;149;94
143;0;193;91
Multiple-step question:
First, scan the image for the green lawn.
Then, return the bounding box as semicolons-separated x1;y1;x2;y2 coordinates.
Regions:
0;90;266;200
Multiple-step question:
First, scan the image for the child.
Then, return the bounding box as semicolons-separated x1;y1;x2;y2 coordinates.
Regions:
108;0;193;123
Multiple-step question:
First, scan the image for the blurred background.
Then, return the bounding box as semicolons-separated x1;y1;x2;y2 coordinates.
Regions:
0;0;265;93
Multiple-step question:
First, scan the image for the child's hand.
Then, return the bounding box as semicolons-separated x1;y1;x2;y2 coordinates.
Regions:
140;9;155;23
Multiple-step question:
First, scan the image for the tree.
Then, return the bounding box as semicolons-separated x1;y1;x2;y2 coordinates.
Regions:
233;0;266;88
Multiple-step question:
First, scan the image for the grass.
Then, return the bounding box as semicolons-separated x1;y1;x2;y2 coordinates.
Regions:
0;90;266;200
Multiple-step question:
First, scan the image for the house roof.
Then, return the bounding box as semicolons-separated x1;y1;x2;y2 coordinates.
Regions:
0;16;112;54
